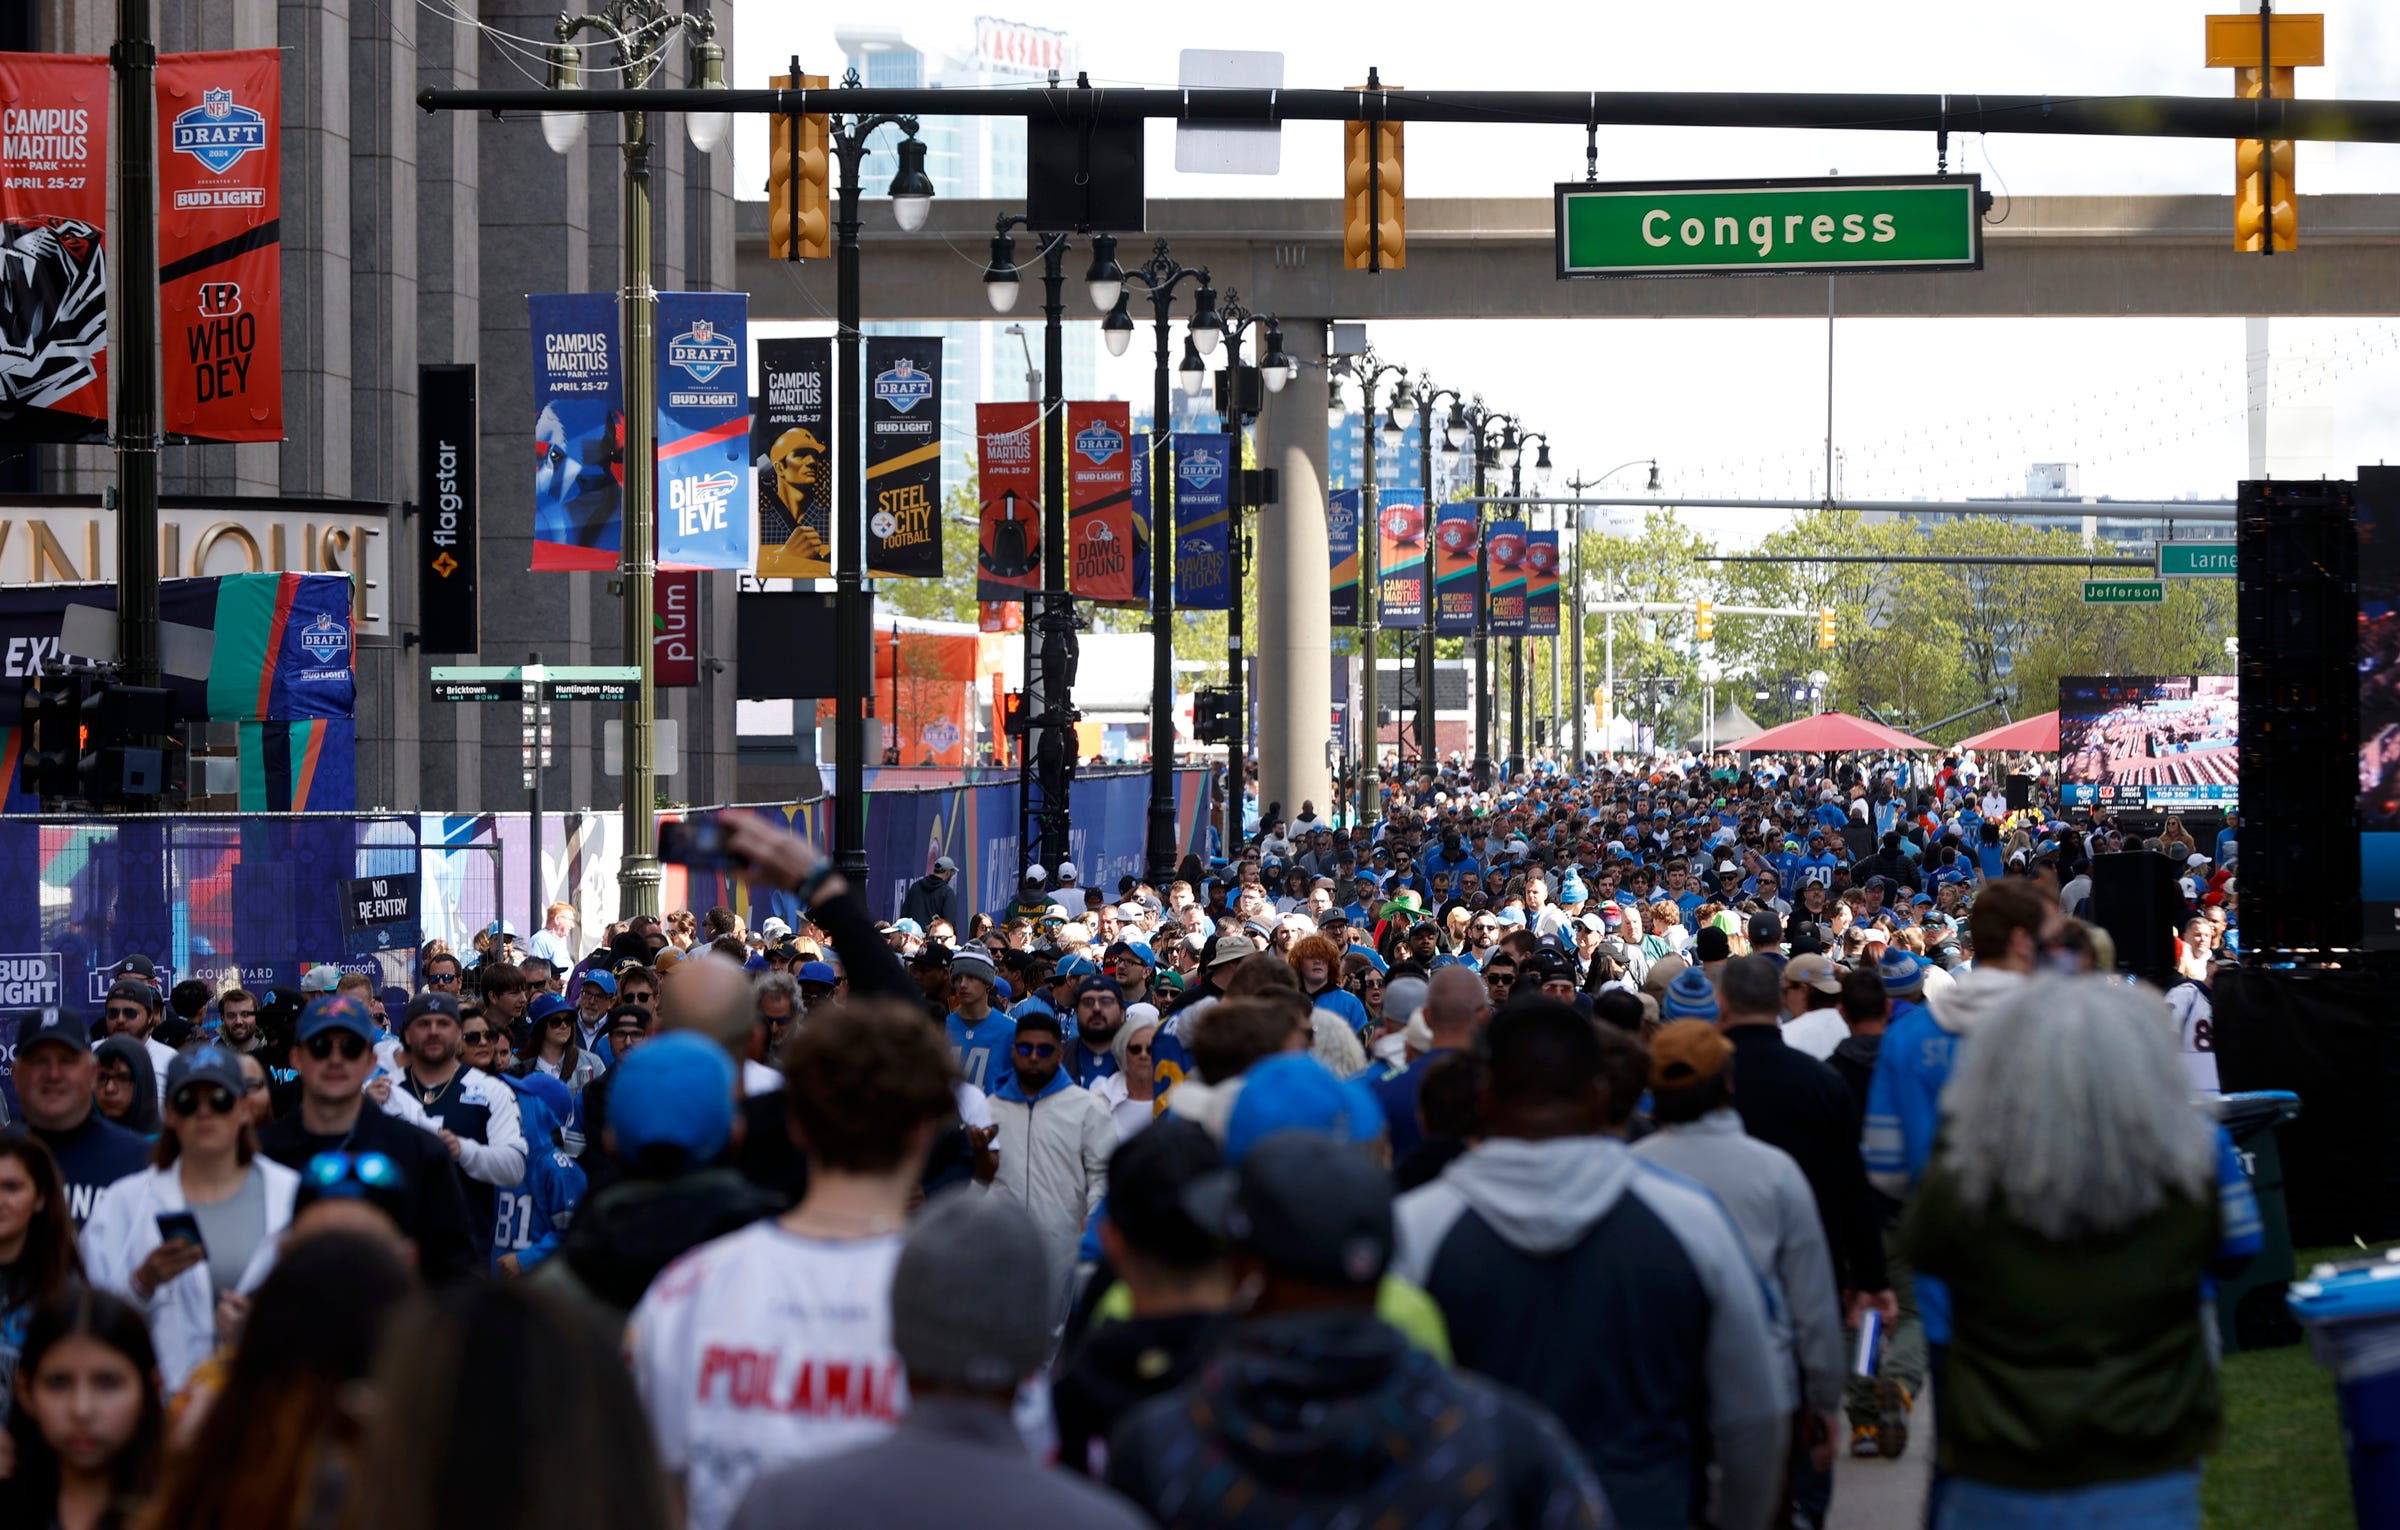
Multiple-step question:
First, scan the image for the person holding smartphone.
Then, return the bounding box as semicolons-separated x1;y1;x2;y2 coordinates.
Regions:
77;1046;299;1395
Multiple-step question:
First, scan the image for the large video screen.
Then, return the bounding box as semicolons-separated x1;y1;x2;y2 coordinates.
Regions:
2058;675;2239;811
2361;488;2400;945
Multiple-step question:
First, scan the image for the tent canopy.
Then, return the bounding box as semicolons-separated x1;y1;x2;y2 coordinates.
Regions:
1953;711;2061;753
1701;698;1766;747
1732;711;1936;754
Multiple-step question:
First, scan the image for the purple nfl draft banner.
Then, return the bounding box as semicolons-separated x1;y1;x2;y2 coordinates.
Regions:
655;291;752;571
1377;495;1425;631
1486;517;1529;636
1327;489;1360;628
1172;433;1232;610
1526;529;1561;636
528;293;623;572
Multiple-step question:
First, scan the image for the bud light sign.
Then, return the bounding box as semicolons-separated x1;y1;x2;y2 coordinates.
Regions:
0;955;62;1008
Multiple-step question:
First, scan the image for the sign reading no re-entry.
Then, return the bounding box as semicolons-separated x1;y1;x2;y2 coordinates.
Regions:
1556;175;1984;278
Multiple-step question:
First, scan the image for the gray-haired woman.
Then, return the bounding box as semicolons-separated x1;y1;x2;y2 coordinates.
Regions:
1092;1009;1161;1140
1903;974;2260;1530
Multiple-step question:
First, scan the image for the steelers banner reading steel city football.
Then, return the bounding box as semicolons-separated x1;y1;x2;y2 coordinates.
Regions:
1068;402;1136;601
527;293;623;572
158;49;283;443
864;336;942;577
753;337;832;579
976;401;1042;602
1173;433;1232;611
0;52;111;443
654;291;752;572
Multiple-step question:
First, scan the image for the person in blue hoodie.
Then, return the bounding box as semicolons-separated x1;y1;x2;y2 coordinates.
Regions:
493;1070;587;1276
945;946;1017;1095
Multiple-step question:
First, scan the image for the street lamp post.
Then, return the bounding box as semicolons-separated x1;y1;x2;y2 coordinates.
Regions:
1460;402;1521;787
1518;434;1555;755
1105;239;1218;886
1334;352;1410;831
822;77;936;882
1414;382;1466;774
1212;294;1294;859
1564;459;1660;763
541;0;727;920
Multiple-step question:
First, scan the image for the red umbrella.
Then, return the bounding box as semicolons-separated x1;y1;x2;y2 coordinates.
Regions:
1952;711;2060;753
1731;711;1937;754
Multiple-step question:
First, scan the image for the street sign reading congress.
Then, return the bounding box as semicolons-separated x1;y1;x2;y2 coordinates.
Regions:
1556;175;1984;279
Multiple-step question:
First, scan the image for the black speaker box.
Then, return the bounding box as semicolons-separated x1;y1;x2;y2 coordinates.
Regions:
2089;850;2185;986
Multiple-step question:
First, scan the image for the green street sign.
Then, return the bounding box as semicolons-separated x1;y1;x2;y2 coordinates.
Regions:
429;664;641;703
1556;175;1983;279
2084;580;2166;605
2157;542;2238;578
429;666;527;703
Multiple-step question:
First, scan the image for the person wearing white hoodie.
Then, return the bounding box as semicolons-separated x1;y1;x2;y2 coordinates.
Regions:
1394;998;1790;1530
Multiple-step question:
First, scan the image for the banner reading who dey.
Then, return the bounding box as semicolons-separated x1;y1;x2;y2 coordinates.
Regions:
158;49;283;444
753;337;832;579
865;337;942;577
1173;433;1231;611
656;291;752;571
528;293;623;572
0;52;110;444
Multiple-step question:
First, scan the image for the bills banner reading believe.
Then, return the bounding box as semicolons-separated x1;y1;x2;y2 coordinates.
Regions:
753;337;832;579
0;52;110;443
655;291;751;572
158;49;283;443
864;336;941;577
1328;489;1360;628
1432;503;1480;635
1068;402;1135;602
977;402;1042;602
1526;529;1560;636
1487;517;1529;636
528;293;623;572
1378;495;1425;630
1173;433;1232;611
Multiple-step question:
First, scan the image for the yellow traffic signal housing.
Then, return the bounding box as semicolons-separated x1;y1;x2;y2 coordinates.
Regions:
1343;80;1404;272
1695;599;1714;643
2206;13;2322;253
1818;608;1837;649
768;73;831;260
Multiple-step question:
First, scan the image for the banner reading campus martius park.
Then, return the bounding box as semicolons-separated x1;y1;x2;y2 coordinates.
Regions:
0;53;110;443
158;49;283;443
976;401;1042;602
864;336;941;577
528;293;623;572
753;337;832;579
654;290;751;572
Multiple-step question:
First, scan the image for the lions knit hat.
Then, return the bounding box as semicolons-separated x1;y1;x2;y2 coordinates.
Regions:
1877;947;1926;997
949;946;999;990
1662;965;1720;1022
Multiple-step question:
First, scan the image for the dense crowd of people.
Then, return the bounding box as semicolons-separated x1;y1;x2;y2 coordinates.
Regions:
0;746;2260;1530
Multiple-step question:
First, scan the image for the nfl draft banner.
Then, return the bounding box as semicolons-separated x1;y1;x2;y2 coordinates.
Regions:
753;338;832;579
527;293;623;572
654;291;751;571
1526;529;1561;636
1067;402;1135;601
1377;495;1425;630
1327;489;1360;628
975;401;1042;602
0;53;110;443
1486;517;1529;635
158;50;283;443
1432;503;1480;635
1173;433;1232;611
864;337;941;577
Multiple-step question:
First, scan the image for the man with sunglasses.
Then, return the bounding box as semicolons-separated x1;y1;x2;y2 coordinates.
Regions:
984;1007;1115;1312
100;979;176;1109
258;996;479;1281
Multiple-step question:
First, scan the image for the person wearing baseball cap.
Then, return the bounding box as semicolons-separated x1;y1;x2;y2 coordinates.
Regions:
12;1008;151;1229
258;998;480;1282
899;853;964;935
1778;953;1850;1062
1110;1132;1607;1525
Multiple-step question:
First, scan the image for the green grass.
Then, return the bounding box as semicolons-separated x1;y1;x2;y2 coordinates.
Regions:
2202;1243;2381;1530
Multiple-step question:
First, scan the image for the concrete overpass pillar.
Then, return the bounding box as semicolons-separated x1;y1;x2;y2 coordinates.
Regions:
1256;323;1333;832
2244;317;2337;480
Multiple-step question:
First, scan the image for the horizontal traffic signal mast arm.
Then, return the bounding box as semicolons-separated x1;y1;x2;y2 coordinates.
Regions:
420;84;2400;145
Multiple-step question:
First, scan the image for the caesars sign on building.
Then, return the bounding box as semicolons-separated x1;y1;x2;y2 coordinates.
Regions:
0;498;393;634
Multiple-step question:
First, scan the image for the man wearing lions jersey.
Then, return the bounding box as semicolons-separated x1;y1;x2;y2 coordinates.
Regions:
629;1000;963;1530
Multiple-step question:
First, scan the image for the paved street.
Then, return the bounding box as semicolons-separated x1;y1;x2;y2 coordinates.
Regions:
1830;1389;1934;1530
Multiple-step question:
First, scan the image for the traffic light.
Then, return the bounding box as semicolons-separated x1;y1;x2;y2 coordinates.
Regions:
1694;599;1714;643
767;73;830;261
21;671;83;804
1194;686;1234;745
2207;12;2322;253
75;683;174;808
1819;608;1838;649
1342;74;1404;272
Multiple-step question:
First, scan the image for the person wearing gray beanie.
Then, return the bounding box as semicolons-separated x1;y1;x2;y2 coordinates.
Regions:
724;1191;1151;1530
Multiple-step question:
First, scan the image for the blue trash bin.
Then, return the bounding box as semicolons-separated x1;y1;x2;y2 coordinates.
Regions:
2289;1263;2400;1529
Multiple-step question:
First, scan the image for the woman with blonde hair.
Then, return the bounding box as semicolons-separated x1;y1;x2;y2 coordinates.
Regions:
1093;1009;1162;1139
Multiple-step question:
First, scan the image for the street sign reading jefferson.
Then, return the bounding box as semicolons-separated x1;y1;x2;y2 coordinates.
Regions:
2085;580;2166;605
1556;175;1983;279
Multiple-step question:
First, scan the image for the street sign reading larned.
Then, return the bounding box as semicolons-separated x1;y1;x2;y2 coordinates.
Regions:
2157;543;2237;578
1556;175;1983;279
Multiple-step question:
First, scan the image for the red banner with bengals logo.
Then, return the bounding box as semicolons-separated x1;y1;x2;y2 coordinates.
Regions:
157;49;283;443
0;53;111;443
1067;401;1135;602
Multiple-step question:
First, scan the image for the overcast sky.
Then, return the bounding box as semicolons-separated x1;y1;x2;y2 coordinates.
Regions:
727;1;2400;541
